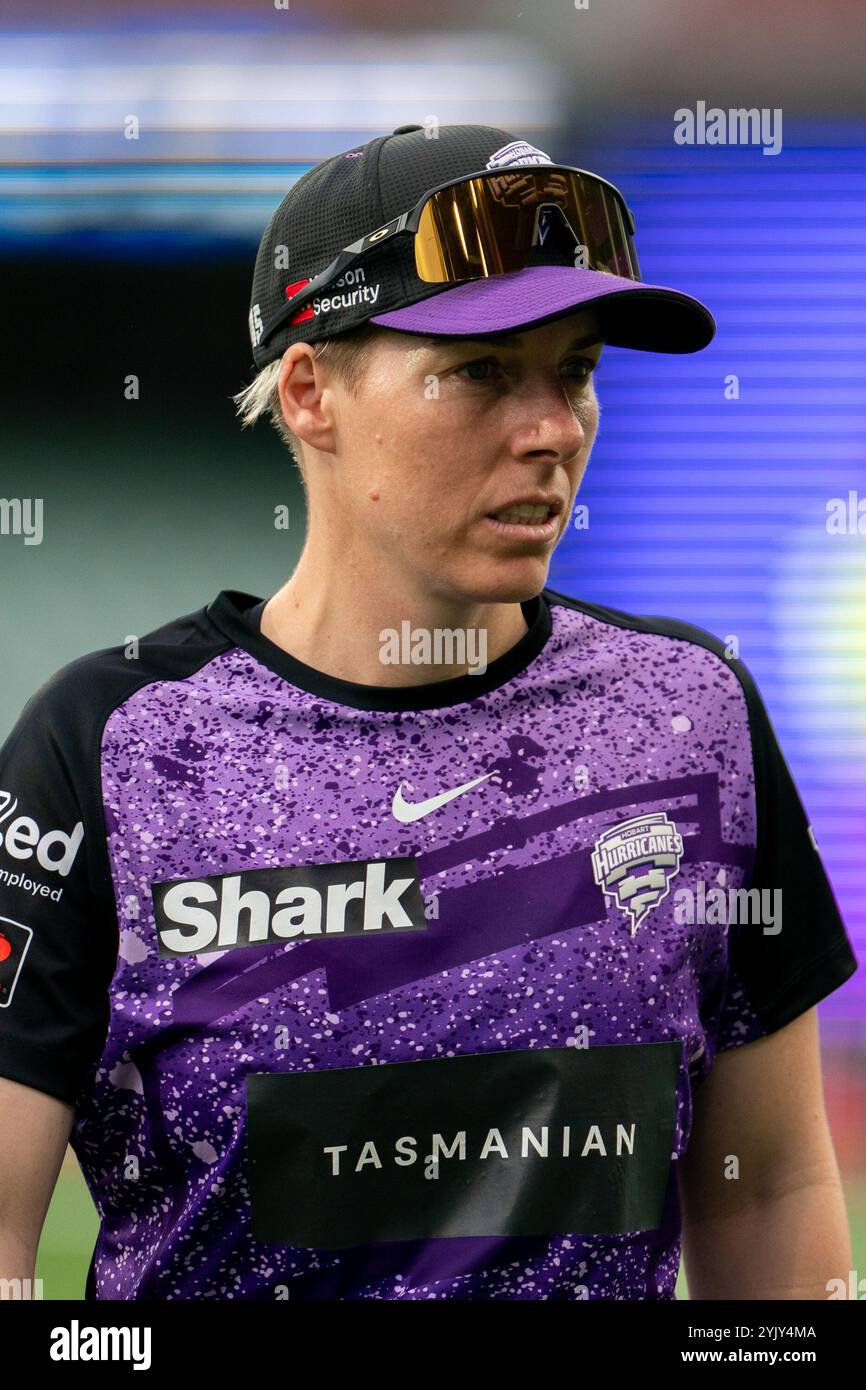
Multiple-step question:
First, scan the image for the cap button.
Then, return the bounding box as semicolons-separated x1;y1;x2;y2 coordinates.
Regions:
392;124;423;135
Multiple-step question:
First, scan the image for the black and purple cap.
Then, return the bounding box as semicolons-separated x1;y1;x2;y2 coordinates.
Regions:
248;123;716;371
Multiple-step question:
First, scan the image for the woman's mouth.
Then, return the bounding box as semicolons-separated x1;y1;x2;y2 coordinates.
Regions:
483;501;563;540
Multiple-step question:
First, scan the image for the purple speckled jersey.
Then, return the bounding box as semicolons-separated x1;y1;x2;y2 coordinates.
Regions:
0;587;856;1300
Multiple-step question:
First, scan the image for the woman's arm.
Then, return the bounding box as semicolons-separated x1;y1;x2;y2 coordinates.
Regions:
0;1075;73;1291
678;1006;852;1299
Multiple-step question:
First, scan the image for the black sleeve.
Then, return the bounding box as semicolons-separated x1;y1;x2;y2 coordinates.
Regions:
0;668;118;1107
714;667;859;1052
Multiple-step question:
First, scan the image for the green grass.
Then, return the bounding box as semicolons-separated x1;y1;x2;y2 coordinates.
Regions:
36;1158;866;1300
35;1161;99;1300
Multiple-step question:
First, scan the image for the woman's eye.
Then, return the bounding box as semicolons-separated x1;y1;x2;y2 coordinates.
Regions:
455;356;599;383
563;357;598;381
456;358;498;382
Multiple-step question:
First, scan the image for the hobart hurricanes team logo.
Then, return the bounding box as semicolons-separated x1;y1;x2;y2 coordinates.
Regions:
485;140;553;168
591;812;684;937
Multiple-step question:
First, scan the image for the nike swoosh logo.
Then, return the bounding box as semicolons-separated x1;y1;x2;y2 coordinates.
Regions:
392;772;494;824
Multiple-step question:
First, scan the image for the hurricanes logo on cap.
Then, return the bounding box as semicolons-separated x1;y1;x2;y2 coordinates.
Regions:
591;812;684;937
486;140;553;169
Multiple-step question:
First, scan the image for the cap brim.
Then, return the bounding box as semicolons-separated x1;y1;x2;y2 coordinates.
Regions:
369;264;715;354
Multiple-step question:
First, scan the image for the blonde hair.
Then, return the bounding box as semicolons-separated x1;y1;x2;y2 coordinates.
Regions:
231;323;384;471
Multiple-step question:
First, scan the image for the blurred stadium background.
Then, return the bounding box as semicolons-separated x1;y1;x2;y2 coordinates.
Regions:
0;0;863;1299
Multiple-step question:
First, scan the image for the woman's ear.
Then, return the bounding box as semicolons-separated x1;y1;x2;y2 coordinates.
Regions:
278;343;337;455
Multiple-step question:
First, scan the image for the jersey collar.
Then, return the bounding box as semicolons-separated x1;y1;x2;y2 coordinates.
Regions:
206;588;553;712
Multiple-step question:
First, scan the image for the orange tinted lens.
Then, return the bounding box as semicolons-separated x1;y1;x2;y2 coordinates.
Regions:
414;169;639;282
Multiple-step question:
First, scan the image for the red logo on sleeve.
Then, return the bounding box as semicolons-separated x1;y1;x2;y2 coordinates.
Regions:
0;918;33;1008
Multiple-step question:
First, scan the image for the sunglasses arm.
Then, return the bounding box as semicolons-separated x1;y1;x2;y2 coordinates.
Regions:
260;213;413;347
